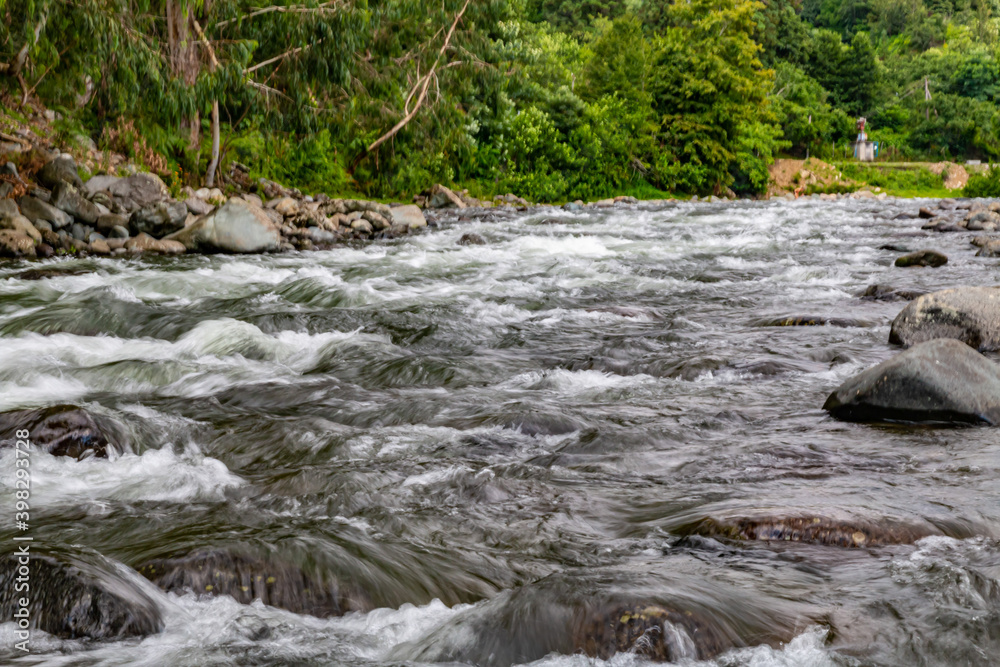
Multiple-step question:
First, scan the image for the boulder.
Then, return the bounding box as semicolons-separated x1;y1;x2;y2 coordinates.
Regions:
136;548;370;618
965;210;1000;231
458;232;487;246
859;284;925;302
823;338;1000;424
184;196;213;216
18;195;73;228
129;200;188;237
82;174;121;197
0;230;35;258
389;204;426;229
96;212;129;235
350;218;373;235
0;547;162;640
361;210;390;230
106;173;169;209
271;197;299;217
51;181;101;224
917;207;937;219
163;198;280;253
977;240;1000;257
0;212;41;243
0;405;128;459
684;515;936;548
895;249;947;267
157;239;186;254
125;232;161;253
37;156;83;189
890;286;1000;350
426;184;466;209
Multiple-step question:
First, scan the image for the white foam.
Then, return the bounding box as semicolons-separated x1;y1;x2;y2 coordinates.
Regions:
0;443;243;506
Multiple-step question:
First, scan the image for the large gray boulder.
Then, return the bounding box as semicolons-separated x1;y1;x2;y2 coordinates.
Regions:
18;195;73;228
0;230;35;258
426;184;466;209
51;181;101;224
0;547;163;640
83;174;122;197
130;200;188;238
823;338;1000;424
389;204;427;229
37;156;83;189
889;286;1000;351
164;198;280;253
103;173;169;211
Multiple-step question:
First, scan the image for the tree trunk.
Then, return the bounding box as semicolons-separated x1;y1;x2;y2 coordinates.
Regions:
206;100;220;187
166;0;201;150
10;11;48;78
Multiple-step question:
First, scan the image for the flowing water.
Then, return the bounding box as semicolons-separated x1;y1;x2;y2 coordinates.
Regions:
1;199;999;666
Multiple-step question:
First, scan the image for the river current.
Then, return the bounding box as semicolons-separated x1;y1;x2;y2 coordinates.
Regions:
1;199;999;666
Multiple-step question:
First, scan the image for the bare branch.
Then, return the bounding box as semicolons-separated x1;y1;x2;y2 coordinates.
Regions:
365;0;471;155
215;1;342;29
246;42;318;74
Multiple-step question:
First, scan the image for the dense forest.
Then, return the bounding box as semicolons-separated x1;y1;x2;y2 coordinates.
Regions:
1;0;999;200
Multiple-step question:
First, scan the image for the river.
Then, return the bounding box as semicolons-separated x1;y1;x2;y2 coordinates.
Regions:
1;198;998;666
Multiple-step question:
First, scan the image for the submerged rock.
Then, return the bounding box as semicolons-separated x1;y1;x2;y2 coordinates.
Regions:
574;601;731;662
685;516;935;548
458;232;487;246
755;316;873;328
859;284;925;301
0;547;163;640
136;548;370;618
889;286;1000;350
0;405;127;458
823;338;1000;424
895;250;947;268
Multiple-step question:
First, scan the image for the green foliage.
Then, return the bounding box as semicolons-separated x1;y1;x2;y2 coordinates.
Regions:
965;166;1000;196
840;163;947;194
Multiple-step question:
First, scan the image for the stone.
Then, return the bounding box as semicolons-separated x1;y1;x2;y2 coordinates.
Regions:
350;219;373;235
71;223;91;241
859;284;925;302
157;239;186;254
824;338;1000;424
37;155;83;189
106;173;169;209
389;205;426;229
136;548;370;618
96;212;129;234
34;219;52;232
977;240;1000;257
82;174;121;197
90;239;111;254
0;405;127;458
88;231;106;243
110;225;130;239
129;200;188;237
894;249;947;267
427;184;466;209
965;210;1000;231
889;286;1000;351
51;181;101;224
271;197;299;217
0;547;162;640
36;243;54;258
686;515;936;547
755;316;873;328
0;230;35;258
361;210;390;230
918;207;937;219
184;196;213;216
163;198;281;253
239;193;263;208
307;227;337;243
458;232;487;246
125;233;160;252
18;195;73;228
0;212;41;242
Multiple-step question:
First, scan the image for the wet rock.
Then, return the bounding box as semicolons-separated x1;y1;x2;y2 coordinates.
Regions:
427;184;467;209
14;266;92;280
136;548;370;618
36;243;54;258
965;210;1000;231
0;230;35;258
0;405;127;458
918;207;937;219
164;198;280;253
90;238;111;254
0;209;41;242
890;286;1000;350
976;240;1000;257
125;232;162;253
823;338;1000;424
389;204;426;229
96;212;129;235
129;200;187;237
184;196;213;216
859;285;925;302
350;218;374;235
895;250;947;267
37;155;83;189
755;316;873;328
574;601;732;661
18;195;73;228
458;232;487;246
685;516;935;548
971;235;994;248
51;181;100;224
157;239;186;254
0;547;163;640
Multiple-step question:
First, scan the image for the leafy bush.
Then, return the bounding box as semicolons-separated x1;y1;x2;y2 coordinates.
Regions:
965;167;1000;198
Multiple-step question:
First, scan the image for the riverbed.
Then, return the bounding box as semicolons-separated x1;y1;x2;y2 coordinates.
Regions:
1;198;998;666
